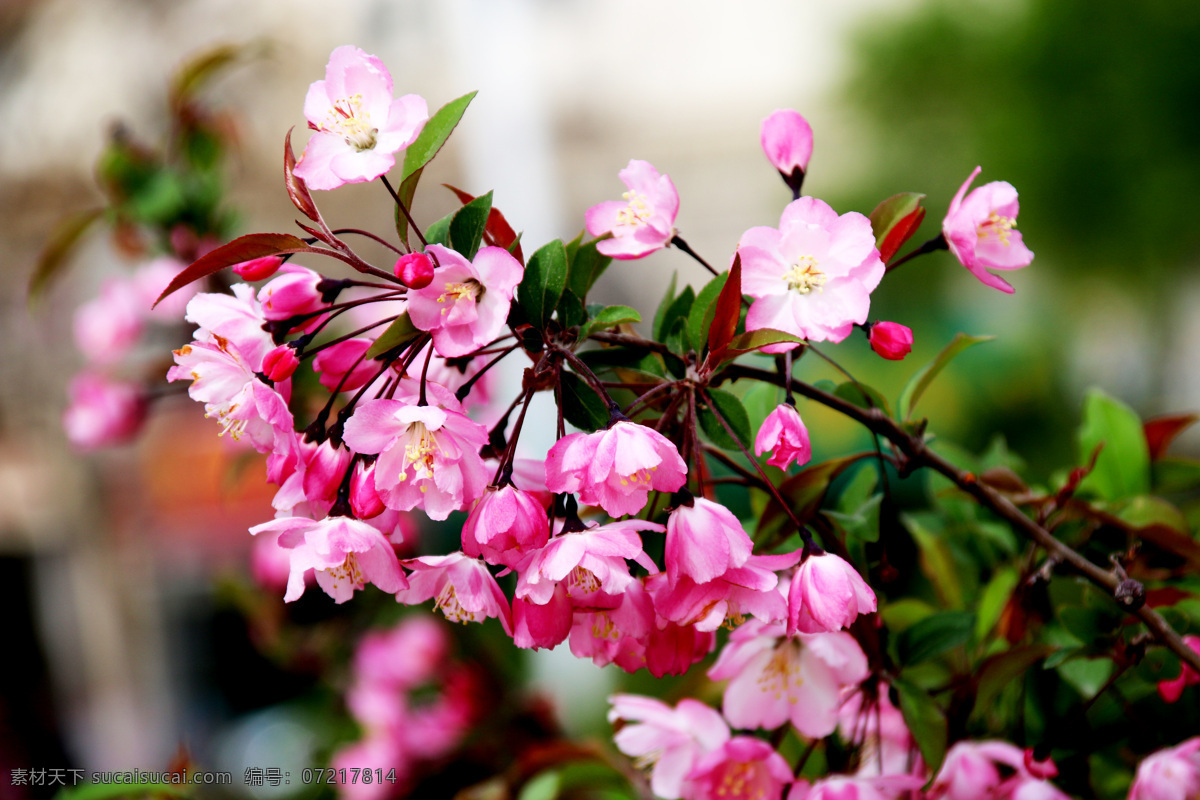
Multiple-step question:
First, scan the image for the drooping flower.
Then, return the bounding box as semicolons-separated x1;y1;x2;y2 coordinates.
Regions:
739;196;885;346
607;694;730;800
250;514;408;603
294;45;429;191
341;397;489;520
928;740;1068;800
648;551;798;632
788;551;877;635
545;420;688;518
754;403;812;470
62;373;146;450
262;344;300;382
868;321;913;361
837;683;922;779
685;737;793;800
396;552;511;632
789;775;927;800
511;585;573;650
585;159;679;260
257;265;327;322
231;254;283;282
761;109;814;195
406;244;524;358
664;497;754;586
942;166;1034;294
515;519;663;606
462;485;550;568
312;337;377;392
1128;737;1200;800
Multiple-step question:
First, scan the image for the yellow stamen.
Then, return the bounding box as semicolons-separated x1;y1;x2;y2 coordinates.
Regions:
783;255;826;294
321;93;379;152
977;211;1016;245
615;191;653;227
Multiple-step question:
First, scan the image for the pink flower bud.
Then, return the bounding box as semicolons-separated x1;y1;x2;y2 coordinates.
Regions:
257;265;325;321
462;485;550;567
350;461;386;520
869;321;914;360
1130;738;1200;800
232;255;284;282
754;404;811;470
263;344;300;381
787;551;876;635
761;109;813;189
665;496;753;586
313;338;376;392
1023;748;1058;780
1158;634;1200;702
62;373;146;450
394;252;435;289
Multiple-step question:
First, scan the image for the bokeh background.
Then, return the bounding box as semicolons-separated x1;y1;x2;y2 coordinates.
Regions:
2;0;1198;795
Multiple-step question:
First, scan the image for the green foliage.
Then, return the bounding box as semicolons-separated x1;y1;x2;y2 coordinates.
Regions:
518;239;568;329
1076;388;1151;500
449;191;493;260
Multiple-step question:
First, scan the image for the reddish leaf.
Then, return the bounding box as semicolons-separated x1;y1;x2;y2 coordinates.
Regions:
708;252;742;354
284;127;320;222
1144;413;1199;460
28;207;103;302
443;184;523;262
869;192;927;263
153;233;308;307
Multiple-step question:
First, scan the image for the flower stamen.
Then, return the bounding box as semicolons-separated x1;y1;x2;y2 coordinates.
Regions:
783;256;826;294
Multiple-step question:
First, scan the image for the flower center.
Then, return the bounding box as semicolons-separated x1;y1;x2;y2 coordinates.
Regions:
615;191;653;227
323;94;379;152
437;279;484;315
783;256;826;293
434;582;479;624
567;565;602;595
398;422;440;483
619;465;657;488
323;552;365;592
756;640;804;704
977;211;1016;245
716;763;765;800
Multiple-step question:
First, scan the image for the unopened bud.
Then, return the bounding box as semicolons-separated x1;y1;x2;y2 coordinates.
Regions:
761;109;813;196
869;321;914;361
263;344;300;382
395;252;435;289
232;255;283;282
1115;578;1146;611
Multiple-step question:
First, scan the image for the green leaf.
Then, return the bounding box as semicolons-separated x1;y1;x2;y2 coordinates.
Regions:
699;389;751;451
55;782;195;800
757;455;870;544
518;239;569;329
394;167;422;248
560;371;608;432
897;611;975;665
558;290;587;329
687;273;728;355
903;513;965;609
827;494;882;543
423;210;454;247
972;644;1055;717
711;329;806;362
518;771;561;800
1134;646;1181;685
1076;388;1151;501
1057;656;1114;698
567;238;612;299
893;677;948;777
401;91;477;181
869;192;927;263
661;286;696;352
28;208;103;301
580;305;641;340
653;272;679;340
579;347;667;383
449;190;493;260
975;567;1019;640
834;380;893;417
365;312;422;359
897;332;993;420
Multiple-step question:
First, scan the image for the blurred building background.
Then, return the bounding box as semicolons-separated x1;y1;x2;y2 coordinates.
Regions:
0;0;1197;793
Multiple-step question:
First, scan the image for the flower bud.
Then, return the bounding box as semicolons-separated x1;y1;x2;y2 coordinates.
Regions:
754;403;811;470
257;265;325;321
869;321;914;360
263;344;300;382
232;255;284;282
788;551;877;635
394;252;435;289
761;109;813;194
62;373;146;450
1023;747;1059;780
312;338;376;392
350;461;386;520
462;485;550;567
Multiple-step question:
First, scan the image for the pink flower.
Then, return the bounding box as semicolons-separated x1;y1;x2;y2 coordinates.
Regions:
545;420;688;518
350;460;386;519
1158;634;1200;703
665;497;753;586
396;552;511;632
585;159;679;260
250;515;408;604
515;519;663;606
330;737;410;800
648;552;799;632
184;284;274;371
707;620;870;738
262;344;300;382
168;335;294;453
1129;737;1200;800
73;278;143;365
395;252;435;289
608;694;730;800
837;684;922;779
685;737;792;800
294;45;428;191
462;485;550;568
406;244;524;358
790;776;926;800
740;196;885;346
342;398;489;520
512;586;573;650
788;551;876;635
353;615;448;690
868;321;913;361
942;166;1034;294
928;740;1027;800
754;403;812;470
312;338;376;392
761;109;814;192
232;255;283;282
257;265;326;322
569;578;656;668
62;373;146;450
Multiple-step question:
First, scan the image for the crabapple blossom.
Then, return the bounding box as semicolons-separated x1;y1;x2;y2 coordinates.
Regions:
942;166;1034;294
249;514;408;604
685;737;793;800
585;159;679;259
231;254;283;282
394;251;435;289
511;586;573;650
837;684;922;779
787;551;877;635
406;244;524;358
761;109;814;195
1129;737;1200;800
707;620;870;738
1158;634;1200;702
755;403;812;470
740;196;885;346
341;397;489;520
788;775;926;800
352;615;448;689
257;264;326;322
545;419;687;518
184;284;274;371
73;278;143;365
62;372;146;450
664;496;753;586
396;552;511;632
515;518;662;606
868;321;913;361
569;577;655;668
312;338;376;392
928;740;1067;800
294;45;428;191
648;551;799;632
262;344;300;382
349;460;386;519
461;485;550;568
640;617;717;678
607;694;730;800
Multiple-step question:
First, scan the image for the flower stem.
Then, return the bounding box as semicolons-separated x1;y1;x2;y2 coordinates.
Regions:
885;233;947;273
670;235;720;277
381;174;427;249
